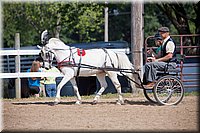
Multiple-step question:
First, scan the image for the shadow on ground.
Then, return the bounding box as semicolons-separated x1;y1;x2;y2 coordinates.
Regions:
11;99;157;106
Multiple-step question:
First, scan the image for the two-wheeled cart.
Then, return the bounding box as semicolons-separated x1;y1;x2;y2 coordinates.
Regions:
123;54;185;105
135;69;184;106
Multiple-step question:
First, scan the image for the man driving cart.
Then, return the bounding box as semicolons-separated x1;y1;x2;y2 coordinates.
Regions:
144;27;177;88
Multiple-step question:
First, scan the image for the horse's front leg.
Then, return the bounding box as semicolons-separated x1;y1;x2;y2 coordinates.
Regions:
70;78;82;105
54;72;74;104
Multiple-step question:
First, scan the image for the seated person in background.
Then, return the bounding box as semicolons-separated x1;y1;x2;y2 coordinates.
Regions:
27;61;41;97
144;27;177;88
147;32;163;62
35;57;46;97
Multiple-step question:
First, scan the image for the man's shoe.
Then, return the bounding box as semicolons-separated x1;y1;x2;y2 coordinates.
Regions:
144;82;155;89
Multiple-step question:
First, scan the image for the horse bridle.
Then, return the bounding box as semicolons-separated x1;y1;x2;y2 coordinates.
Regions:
41;46;77;69
40;47;55;69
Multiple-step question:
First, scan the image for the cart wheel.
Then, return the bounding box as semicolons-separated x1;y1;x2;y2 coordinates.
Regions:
143;89;157;103
154;75;184;105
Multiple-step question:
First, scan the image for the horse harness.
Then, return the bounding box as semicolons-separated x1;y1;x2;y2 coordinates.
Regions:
50;47;116;77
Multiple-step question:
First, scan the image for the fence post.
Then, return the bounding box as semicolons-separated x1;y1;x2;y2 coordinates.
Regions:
15;33;21;98
104;4;108;42
131;2;144;93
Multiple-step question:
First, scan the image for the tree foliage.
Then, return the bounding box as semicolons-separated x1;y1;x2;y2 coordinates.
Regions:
60;3;104;43
2;2;199;48
3;2;104;47
156;2;200;46
107;3;131;42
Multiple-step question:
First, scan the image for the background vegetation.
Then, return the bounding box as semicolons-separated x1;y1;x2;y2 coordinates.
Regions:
2;1;200;48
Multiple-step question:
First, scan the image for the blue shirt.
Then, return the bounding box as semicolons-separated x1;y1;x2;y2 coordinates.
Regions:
27;69;41;88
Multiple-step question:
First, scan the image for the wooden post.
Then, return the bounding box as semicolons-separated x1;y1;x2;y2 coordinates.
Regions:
104;5;108;42
15;33;21;98
131;2;144;92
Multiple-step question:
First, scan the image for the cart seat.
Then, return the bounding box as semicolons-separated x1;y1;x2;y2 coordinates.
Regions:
158;68;181;73
157;68;181;76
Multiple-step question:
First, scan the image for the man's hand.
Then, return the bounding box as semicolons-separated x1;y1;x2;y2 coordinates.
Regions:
147;57;156;62
146;48;152;55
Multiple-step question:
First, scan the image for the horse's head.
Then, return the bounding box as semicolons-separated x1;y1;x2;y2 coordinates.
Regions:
41;30;49;45
38;45;54;69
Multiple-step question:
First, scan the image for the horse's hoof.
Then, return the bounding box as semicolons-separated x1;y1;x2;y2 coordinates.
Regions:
116;101;121;105
49;101;59;106
116;100;124;105
54;101;59;105
75;101;82;105
92;100;98;105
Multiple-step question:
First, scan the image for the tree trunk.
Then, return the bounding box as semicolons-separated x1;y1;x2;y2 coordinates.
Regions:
195;2;200;45
54;13;61;38
157;4;191;40
157;3;197;55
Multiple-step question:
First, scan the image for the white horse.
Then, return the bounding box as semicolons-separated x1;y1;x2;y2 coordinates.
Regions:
39;31;137;105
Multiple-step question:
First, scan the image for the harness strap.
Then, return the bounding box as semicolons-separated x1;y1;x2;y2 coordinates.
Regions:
45;50;55;69
102;48;108;67
76;49;86;77
119;71;144;89
57;47;77;70
115;52;120;69
76;54;82;77
102;48;115;68
56;48;118;77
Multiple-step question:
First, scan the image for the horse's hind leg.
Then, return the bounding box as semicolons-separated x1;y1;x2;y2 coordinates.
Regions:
107;72;124;105
70;78;82;104
93;73;108;104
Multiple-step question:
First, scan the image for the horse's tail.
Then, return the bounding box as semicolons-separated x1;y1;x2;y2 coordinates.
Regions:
115;52;139;94
116;52;134;70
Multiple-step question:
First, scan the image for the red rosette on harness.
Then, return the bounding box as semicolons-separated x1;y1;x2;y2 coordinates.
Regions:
77;48;86;56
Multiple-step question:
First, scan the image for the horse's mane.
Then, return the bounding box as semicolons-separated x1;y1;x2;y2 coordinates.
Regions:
47;38;69;49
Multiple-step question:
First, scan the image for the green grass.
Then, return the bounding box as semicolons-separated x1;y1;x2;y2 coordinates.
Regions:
184;91;199;96
2;91;199;101
78;91;199;100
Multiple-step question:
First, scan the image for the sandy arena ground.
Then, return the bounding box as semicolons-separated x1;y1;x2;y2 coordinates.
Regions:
2;94;199;132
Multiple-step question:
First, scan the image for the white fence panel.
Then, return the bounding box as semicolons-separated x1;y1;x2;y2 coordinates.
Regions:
0;49;40;56
0;72;64;79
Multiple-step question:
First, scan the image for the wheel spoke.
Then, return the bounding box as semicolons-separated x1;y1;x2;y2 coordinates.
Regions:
154;76;184;105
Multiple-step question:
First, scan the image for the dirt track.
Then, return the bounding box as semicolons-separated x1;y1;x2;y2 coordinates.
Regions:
2;95;199;132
